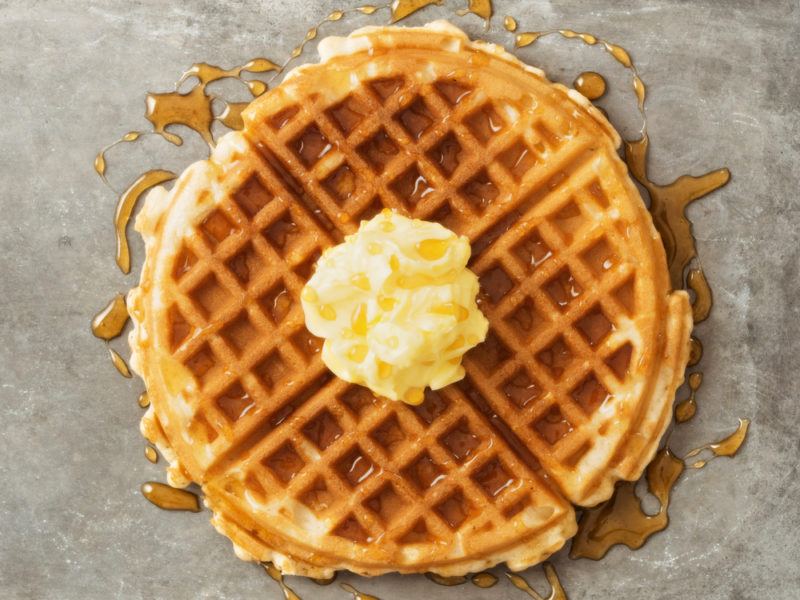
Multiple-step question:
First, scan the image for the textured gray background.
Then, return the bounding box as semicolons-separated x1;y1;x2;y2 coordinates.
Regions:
1;0;798;598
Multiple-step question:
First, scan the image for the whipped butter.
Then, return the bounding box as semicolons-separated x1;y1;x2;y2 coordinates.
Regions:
301;210;488;404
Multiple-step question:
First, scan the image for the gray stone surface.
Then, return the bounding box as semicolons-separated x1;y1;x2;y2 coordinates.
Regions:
0;0;798;598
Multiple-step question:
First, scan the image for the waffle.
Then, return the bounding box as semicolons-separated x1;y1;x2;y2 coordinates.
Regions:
128;21;692;577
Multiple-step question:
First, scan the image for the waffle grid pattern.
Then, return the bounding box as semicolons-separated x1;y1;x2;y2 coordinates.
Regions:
135;30;689;574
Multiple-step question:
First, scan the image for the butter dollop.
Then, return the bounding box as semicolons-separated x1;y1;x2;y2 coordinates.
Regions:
301;210;488;405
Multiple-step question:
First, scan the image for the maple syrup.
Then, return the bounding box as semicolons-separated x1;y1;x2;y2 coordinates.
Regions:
624;135;730;290
340;582;380;600
570;448;684;560
113;170;176;274
141;481;201;512
144;446;158;463
675;371;702;423
109;348;132;378
687;267;712;323
425;573;467;586
92;294;129;340
138;392;150;408
688;336;703;367
506;563;567;600
685;418;750;469
573;71;606;100
471;571;499;588
263;563;303;600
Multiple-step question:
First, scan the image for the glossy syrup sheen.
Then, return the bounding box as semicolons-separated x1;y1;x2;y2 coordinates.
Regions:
93;0;750;596
506;563;567;600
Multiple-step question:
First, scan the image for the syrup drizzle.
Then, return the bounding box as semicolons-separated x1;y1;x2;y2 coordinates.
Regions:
144;446;159;463
570;448;685;560
114;170;176;274
341;582;380;600
688;336;703;367
138;392;150;408
109;348;132;378
91;294;129;340
675;371;702;423
624;135;730;290
506;563;567;600
263;563;303;600
141;481;201;512
685;418;750;469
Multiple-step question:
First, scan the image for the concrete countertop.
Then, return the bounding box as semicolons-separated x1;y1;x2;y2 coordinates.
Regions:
1;1;798;598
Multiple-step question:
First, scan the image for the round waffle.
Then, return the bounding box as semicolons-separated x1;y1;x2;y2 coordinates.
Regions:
128;22;692;577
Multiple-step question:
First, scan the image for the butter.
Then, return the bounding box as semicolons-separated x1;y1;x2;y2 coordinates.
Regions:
301;210;488;404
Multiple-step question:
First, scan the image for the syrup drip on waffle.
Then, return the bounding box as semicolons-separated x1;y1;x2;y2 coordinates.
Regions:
92;0;747;596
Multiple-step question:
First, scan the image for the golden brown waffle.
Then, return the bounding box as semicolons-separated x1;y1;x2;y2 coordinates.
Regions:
128;22;692;577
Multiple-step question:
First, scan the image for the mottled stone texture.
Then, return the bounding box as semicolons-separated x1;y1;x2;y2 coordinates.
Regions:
0;1;797;598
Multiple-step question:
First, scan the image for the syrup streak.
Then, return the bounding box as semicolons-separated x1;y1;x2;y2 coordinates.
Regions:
114;170;176;274
141;481;201;512
341;582;381;600
109;347;132;378
506;563;567;600
675;371;702;424
569;448;685;560
685;418;750;469
263;563;303;600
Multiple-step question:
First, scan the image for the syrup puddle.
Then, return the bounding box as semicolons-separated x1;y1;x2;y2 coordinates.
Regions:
573;71;606;100
92;0;751;595
570;448;684;560
506;563;567;600
141;482;201;512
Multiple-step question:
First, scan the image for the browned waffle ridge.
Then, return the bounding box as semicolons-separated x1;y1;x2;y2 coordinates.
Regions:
128;21;692;577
